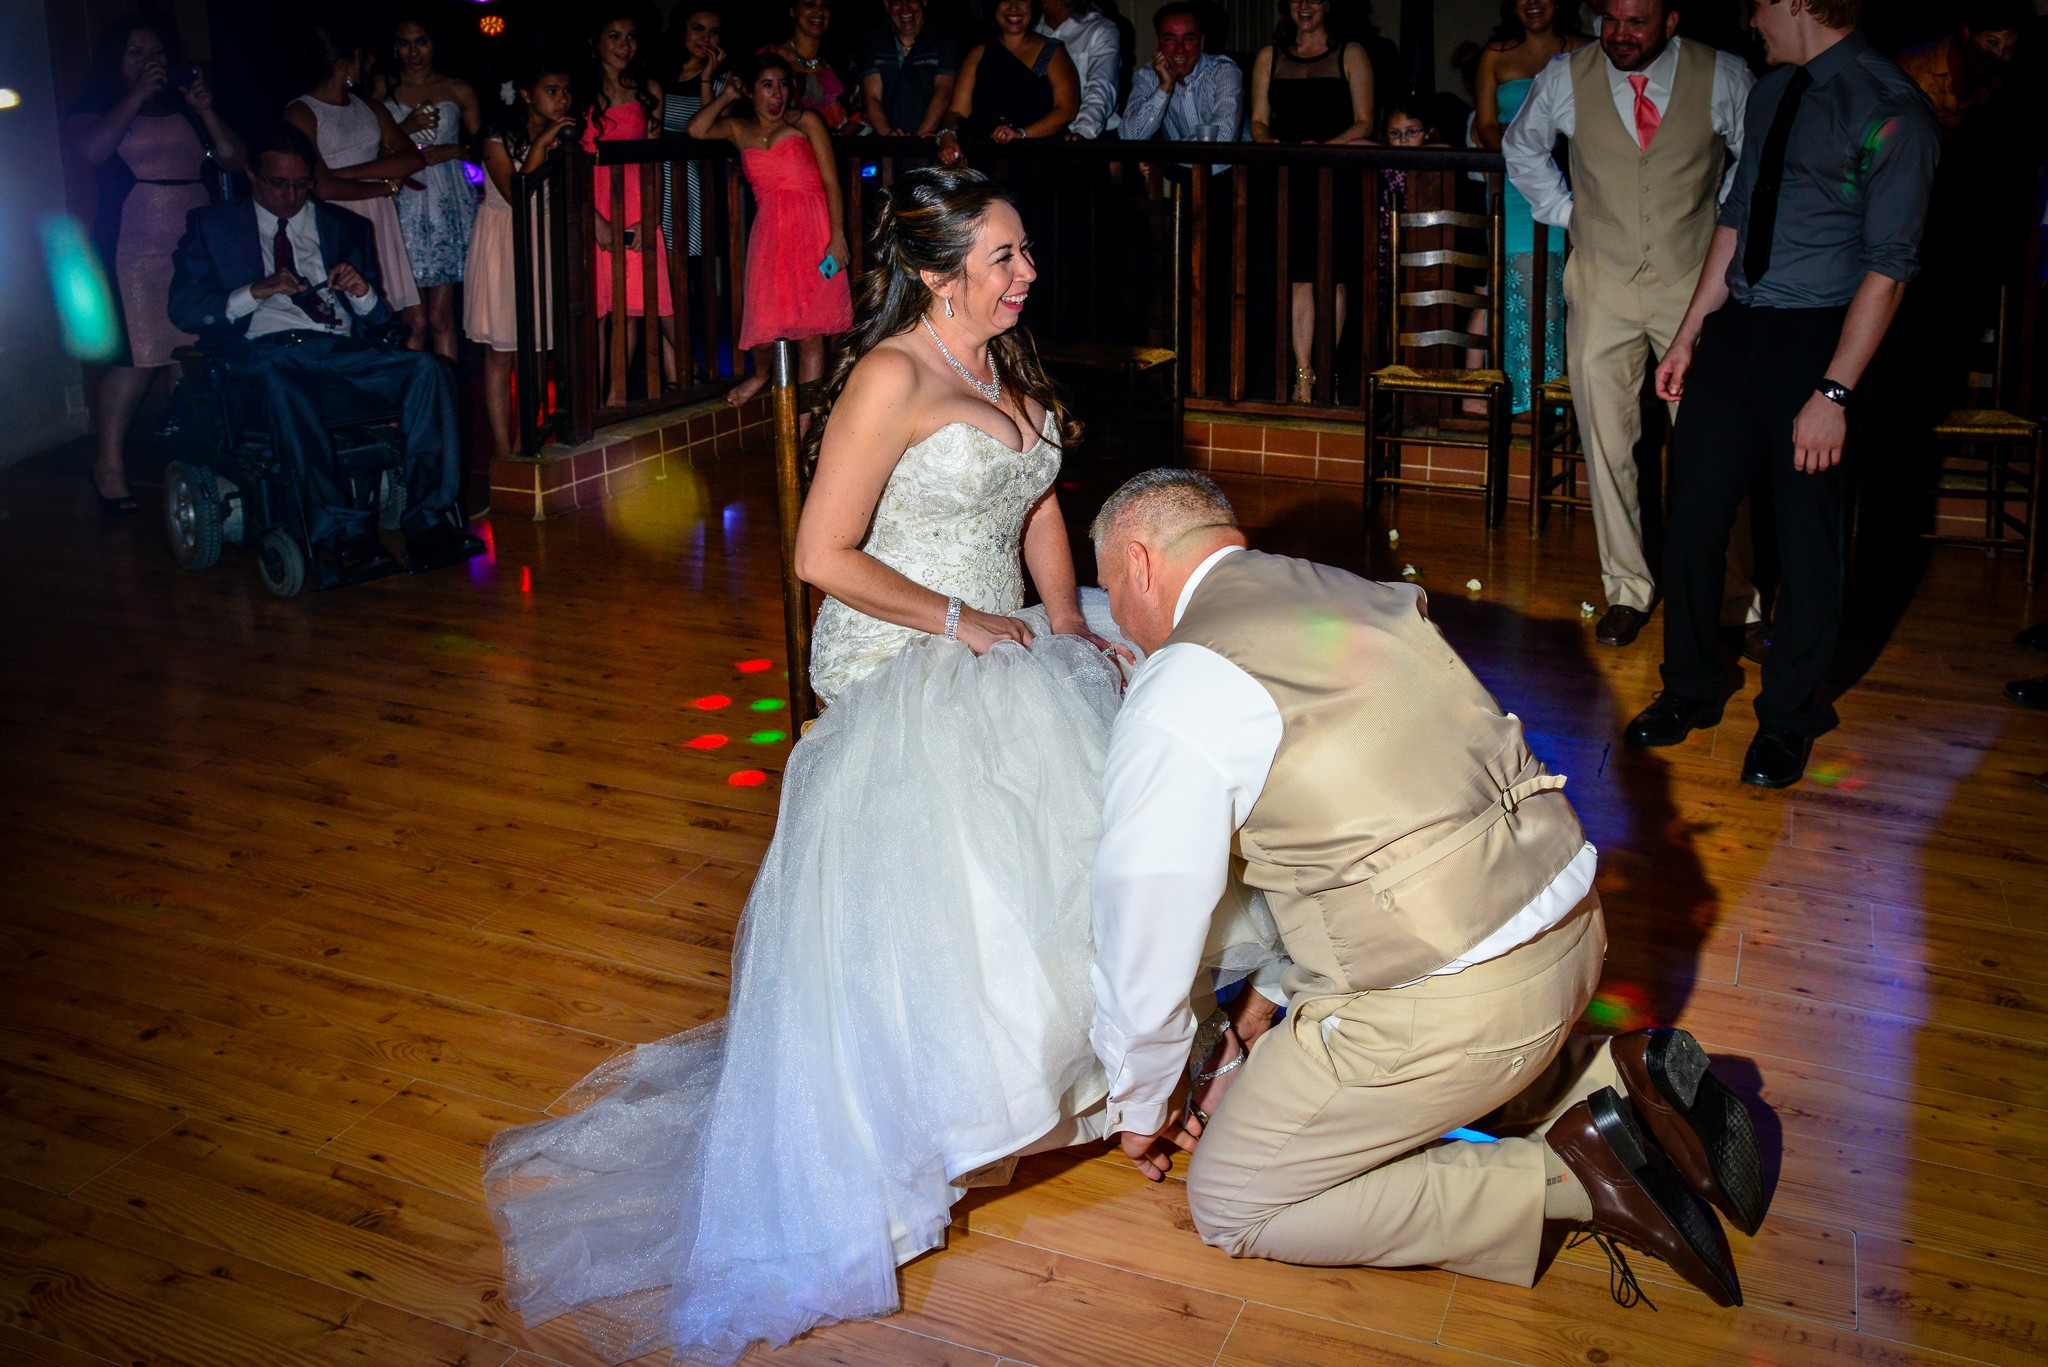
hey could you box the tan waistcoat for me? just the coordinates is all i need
[1566,39,1725,287]
[1166,551,1586,995]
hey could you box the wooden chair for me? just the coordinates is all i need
[1528,375,1591,534]
[1364,197,1510,529]
[1923,284,2043,585]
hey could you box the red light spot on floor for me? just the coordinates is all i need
[519,566,532,593]
[728,769,769,787]
[735,659,773,673]
[685,734,728,750]
[693,694,731,710]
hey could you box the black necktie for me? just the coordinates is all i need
[273,215,342,328]
[1742,66,1813,291]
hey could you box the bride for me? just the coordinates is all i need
[483,166,1139,1364]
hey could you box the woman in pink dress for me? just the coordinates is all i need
[583,11,677,391]
[689,52,852,407]
[65,14,245,511]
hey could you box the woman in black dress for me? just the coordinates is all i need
[937,0,1080,164]
[1249,0,1373,403]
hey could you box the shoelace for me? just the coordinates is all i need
[1566,1229,1657,1311]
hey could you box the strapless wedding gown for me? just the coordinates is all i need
[483,415,1130,1364]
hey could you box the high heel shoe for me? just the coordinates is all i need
[91,471,139,515]
[1291,367,1316,404]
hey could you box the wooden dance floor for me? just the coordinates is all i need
[3,441,2046,1367]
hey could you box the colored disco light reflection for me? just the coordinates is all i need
[1442,1127,1498,1143]
[749,698,786,712]
[39,214,120,360]
[519,565,532,593]
[1583,982,1651,1032]
[685,734,728,750]
[728,769,769,787]
[1807,756,1865,790]
[462,160,486,186]
[735,659,772,673]
[749,730,787,744]
[694,694,732,709]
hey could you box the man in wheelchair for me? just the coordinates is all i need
[168,124,472,580]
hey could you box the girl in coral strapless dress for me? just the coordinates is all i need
[689,52,852,407]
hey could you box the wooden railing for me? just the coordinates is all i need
[513,135,1549,455]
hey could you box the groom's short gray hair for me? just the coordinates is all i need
[1090,467,1238,547]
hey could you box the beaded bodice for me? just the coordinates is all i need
[810,413,1060,702]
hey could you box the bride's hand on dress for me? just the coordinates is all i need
[954,606,1035,654]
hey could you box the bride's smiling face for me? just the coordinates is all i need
[942,201,1036,335]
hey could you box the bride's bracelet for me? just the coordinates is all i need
[943,596,962,642]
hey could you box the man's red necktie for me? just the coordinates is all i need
[1628,73,1660,151]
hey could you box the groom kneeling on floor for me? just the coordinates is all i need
[1087,469,1768,1306]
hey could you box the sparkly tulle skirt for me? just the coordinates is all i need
[483,594,1133,1363]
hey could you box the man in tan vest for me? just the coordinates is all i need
[1503,0,1759,650]
[1088,469,1767,1305]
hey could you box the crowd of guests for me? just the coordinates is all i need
[61,1,2048,731]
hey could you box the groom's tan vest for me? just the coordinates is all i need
[1566,38,1725,288]
[1167,551,1585,995]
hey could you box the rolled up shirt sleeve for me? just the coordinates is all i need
[1090,642,1280,1138]
[1501,57,1575,230]
[1857,101,1939,283]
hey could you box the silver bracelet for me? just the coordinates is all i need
[943,596,962,641]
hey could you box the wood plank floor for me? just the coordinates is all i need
[2,443,2046,1367]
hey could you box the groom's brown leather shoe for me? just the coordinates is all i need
[1610,1028,1768,1235]
[1548,1087,1743,1307]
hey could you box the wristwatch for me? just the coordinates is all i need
[1816,378,1853,406]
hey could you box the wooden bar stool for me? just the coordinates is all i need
[1923,285,2043,585]
[1528,374,1590,534]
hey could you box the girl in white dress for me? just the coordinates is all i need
[380,14,481,360]
[484,168,1162,1365]
[284,28,464,329]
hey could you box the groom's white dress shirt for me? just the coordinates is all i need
[1500,37,1752,230]
[1090,546,1598,1137]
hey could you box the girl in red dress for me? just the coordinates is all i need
[689,52,852,406]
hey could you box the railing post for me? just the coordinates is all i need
[770,339,817,729]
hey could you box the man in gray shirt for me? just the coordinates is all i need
[1622,0,1937,788]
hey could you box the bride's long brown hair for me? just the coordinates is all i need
[803,167,1079,470]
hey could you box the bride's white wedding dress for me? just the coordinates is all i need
[483,413,1130,1364]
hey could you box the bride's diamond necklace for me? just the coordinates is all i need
[921,314,1002,404]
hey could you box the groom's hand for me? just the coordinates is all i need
[1117,1113,1196,1182]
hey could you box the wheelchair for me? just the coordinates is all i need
[157,327,482,596]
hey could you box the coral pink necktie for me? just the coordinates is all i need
[1628,74,1660,151]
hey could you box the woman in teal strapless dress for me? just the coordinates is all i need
[1474,0,1586,412]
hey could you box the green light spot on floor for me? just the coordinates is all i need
[749,698,786,711]
[749,730,788,744]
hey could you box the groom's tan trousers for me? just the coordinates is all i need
[1184,893,1611,1286]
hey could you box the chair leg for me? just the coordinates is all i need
[1529,397,1548,537]
[1487,384,1509,530]
[2027,431,2044,586]
[1364,377,1382,518]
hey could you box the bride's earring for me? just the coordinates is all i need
[943,295,954,319]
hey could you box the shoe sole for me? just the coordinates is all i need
[1646,1030,1769,1236]
[1589,1087,1743,1307]
[1740,765,1804,789]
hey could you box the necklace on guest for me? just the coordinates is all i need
[921,314,1002,404]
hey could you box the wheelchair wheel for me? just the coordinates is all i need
[257,528,308,598]
[164,460,224,571]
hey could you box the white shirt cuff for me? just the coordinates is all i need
[225,285,258,321]
[346,286,380,315]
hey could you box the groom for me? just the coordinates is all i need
[1087,469,1767,1305]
